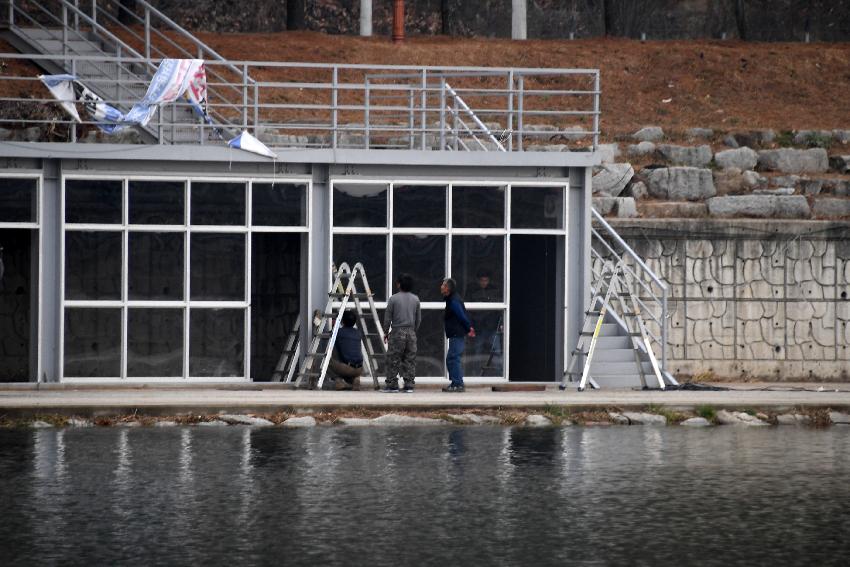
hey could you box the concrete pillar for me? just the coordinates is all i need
[360,0,372,37]
[512,0,527,40]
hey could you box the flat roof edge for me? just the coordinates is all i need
[0,142,600,168]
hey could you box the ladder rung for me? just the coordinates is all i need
[585,310,602,316]
[316,333,334,339]
[329,292,370,299]
[297,372,321,378]
[305,351,328,357]
[362,332,382,337]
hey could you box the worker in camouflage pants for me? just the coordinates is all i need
[382,273,421,393]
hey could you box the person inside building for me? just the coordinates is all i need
[441,277,475,393]
[381,273,421,393]
[329,309,363,391]
[466,269,501,374]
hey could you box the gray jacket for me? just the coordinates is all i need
[383,291,421,333]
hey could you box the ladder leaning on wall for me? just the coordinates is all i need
[290,262,388,390]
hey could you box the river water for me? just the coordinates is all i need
[1,425,849,566]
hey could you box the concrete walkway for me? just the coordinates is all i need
[1,383,849,416]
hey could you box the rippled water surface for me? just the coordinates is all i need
[1,425,849,566]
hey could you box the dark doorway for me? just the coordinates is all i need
[509,235,560,381]
[0,229,37,382]
[250,233,302,381]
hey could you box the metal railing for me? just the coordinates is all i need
[590,208,670,373]
[6,0,250,139]
[0,52,601,150]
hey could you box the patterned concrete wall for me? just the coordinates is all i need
[604,220,850,380]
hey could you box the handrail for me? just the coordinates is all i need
[590,208,670,372]
[444,82,506,152]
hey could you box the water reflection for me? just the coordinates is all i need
[0,427,849,566]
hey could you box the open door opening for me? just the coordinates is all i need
[509,235,562,382]
[250,233,303,381]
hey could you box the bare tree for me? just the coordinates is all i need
[603,0,661,38]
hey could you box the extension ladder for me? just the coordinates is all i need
[292,262,387,390]
[560,259,665,391]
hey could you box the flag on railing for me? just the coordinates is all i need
[39,59,212,135]
[227,131,278,159]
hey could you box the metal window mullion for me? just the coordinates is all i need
[124,224,186,232]
[244,181,252,381]
[183,180,191,379]
[121,178,128,380]
[504,227,511,382]
[390,227,449,236]
[562,182,570,378]
[188,225,249,233]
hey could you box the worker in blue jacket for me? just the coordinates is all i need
[440,278,475,392]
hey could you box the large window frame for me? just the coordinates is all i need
[61,175,310,382]
[0,173,42,382]
[330,178,569,382]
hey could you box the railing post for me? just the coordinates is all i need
[73,0,79,30]
[144,7,150,61]
[91,0,96,26]
[70,58,77,143]
[439,78,446,150]
[253,80,259,136]
[8,0,13,28]
[157,106,163,144]
[408,86,414,149]
[364,77,370,149]
[419,69,427,150]
[517,74,524,151]
[452,103,458,150]
[331,66,338,149]
[506,70,514,151]
[661,290,668,373]
[592,70,600,151]
[242,64,248,131]
[62,5,68,69]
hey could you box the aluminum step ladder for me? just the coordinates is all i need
[292,262,387,390]
[479,314,503,376]
[270,318,300,383]
[560,259,665,391]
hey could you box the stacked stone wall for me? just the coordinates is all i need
[606,220,850,380]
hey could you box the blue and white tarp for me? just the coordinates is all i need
[39,59,209,134]
[227,131,278,159]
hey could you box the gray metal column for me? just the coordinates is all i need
[40,159,62,382]
[512,0,527,40]
[566,167,591,368]
[360,0,372,36]
[301,164,330,370]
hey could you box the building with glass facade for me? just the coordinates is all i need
[0,144,595,384]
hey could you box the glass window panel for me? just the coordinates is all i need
[64,308,121,377]
[65,179,122,224]
[191,181,245,225]
[452,185,505,228]
[333,234,386,301]
[393,185,446,228]
[511,186,564,229]
[190,233,245,300]
[393,235,445,302]
[251,233,301,381]
[252,182,307,226]
[451,235,504,303]
[128,232,184,300]
[333,183,387,227]
[415,310,446,378]
[128,180,185,225]
[127,309,183,377]
[0,178,37,223]
[189,309,244,377]
[64,231,121,300]
[465,308,504,378]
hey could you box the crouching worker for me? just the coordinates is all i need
[329,310,363,391]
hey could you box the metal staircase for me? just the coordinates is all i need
[563,209,678,390]
[3,0,246,143]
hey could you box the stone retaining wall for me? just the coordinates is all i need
[607,219,850,380]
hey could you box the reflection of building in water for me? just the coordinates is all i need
[1,144,592,384]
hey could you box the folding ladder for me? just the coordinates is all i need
[292,262,387,390]
[560,259,665,391]
[479,314,503,376]
[270,319,301,383]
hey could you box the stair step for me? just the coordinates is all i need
[594,348,645,362]
[591,336,632,349]
[588,374,646,388]
[589,361,656,375]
